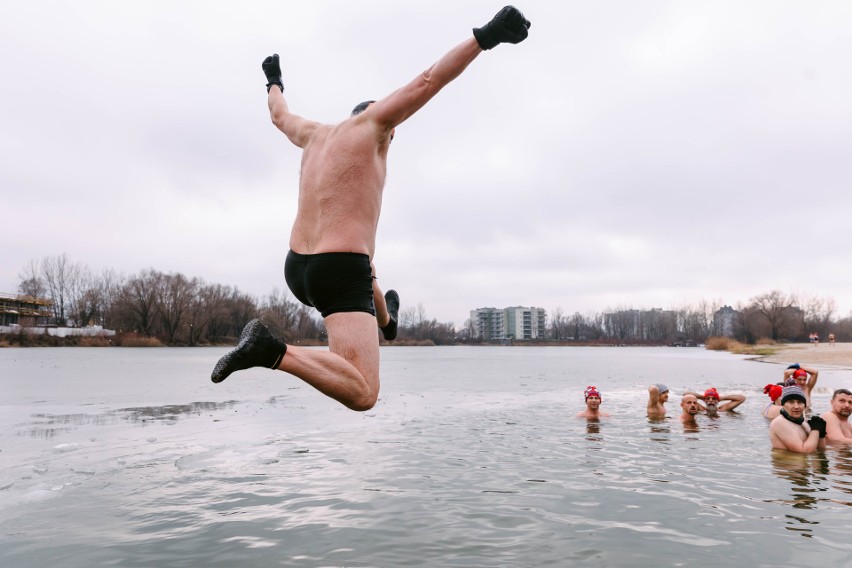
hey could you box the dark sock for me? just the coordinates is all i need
[211,319,287,383]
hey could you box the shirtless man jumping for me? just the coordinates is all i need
[210,7,531,411]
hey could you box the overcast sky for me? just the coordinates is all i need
[2,1,851,326]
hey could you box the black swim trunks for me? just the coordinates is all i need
[284,250,376,318]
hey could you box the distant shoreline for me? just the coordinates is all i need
[749,342,852,370]
[5,336,851,370]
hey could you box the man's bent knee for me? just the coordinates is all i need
[348,391,378,412]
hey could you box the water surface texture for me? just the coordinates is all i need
[2,346,852,567]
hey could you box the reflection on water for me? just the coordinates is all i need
[770,449,834,537]
[16,400,252,439]
[648,418,671,442]
[15,395,295,439]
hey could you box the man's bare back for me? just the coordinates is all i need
[290,119,391,256]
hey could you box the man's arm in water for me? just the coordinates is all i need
[365,6,531,136]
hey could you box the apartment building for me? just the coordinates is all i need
[469,306,547,341]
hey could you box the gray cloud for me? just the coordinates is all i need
[2,1,851,325]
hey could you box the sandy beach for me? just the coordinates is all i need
[754,341,852,370]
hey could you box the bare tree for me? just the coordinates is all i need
[41,253,79,323]
[96,268,126,329]
[549,307,566,339]
[186,282,230,345]
[260,287,301,340]
[155,273,196,344]
[802,294,836,340]
[120,269,162,336]
[17,260,46,298]
[748,290,798,341]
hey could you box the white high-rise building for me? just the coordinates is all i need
[469,306,547,340]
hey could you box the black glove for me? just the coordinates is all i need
[787,363,800,369]
[262,54,284,93]
[807,416,827,438]
[473,6,531,50]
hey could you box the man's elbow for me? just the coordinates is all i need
[270,112,285,131]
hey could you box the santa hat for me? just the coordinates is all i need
[584,386,601,400]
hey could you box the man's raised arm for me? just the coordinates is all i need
[262,54,320,148]
[718,393,745,412]
[368,6,531,132]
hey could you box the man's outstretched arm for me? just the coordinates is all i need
[262,54,321,148]
[367,6,531,132]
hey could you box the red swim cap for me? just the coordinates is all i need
[584,386,601,400]
[703,388,720,401]
[793,369,808,378]
[763,384,783,402]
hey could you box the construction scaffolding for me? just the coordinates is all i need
[0,292,54,327]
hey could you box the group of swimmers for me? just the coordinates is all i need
[576,363,852,454]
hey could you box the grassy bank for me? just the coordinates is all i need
[704,336,782,357]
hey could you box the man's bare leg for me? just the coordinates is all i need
[211,313,381,411]
[279,312,381,411]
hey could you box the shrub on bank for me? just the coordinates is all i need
[115,333,164,347]
[704,336,778,356]
[705,336,732,351]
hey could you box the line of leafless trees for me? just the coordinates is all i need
[13,254,852,346]
[546,290,847,344]
[16,254,323,345]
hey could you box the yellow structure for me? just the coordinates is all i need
[0,292,54,327]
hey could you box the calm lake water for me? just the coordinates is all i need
[2,346,852,567]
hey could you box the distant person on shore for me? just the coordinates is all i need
[814,332,820,346]
[829,333,836,346]
[647,384,669,419]
[769,386,826,453]
[682,388,745,417]
[680,393,701,424]
[209,6,532,411]
[763,383,783,420]
[783,364,819,409]
[809,332,816,345]
[820,389,852,444]
[577,386,610,419]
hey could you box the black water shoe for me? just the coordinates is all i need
[381,290,399,341]
[211,319,287,383]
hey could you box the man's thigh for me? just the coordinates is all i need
[324,312,381,386]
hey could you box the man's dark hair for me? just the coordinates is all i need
[351,100,376,116]
[832,388,852,399]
